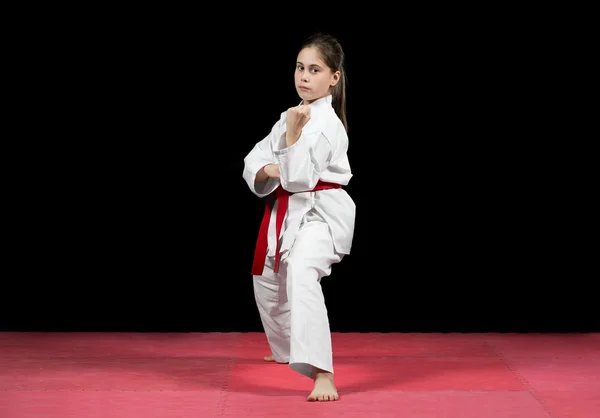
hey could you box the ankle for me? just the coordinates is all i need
[312,367,333,379]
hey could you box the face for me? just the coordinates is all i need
[294,46,340,103]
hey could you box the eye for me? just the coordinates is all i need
[297,65,304,71]
[310,68,319,73]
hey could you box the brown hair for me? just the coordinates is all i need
[300,33,348,131]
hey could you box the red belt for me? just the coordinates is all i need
[251,180,341,275]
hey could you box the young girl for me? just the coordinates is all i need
[242,33,355,402]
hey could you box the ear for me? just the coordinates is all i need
[330,70,341,87]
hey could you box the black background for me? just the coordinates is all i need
[4,9,595,333]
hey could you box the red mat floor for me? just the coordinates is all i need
[0,332,598,417]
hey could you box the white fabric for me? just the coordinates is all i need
[244,94,356,379]
[253,209,342,378]
[242,94,356,259]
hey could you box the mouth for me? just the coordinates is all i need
[298,86,310,91]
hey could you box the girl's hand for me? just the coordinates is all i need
[264,163,280,178]
[286,104,310,146]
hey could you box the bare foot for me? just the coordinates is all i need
[263,355,288,364]
[307,368,339,402]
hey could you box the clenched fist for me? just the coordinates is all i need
[286,104,310,147]
[256,163,280,183]
[264,163,280,178]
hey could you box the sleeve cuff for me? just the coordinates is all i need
[274,133,305,158]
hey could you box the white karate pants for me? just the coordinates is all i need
[253,210,342,378]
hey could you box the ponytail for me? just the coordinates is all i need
[332,66,347,131]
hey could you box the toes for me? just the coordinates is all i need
[307,392,339,402]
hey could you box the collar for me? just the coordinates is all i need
[300,94,332,110]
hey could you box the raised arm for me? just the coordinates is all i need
[272,104,337,192]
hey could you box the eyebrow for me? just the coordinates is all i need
[297,61,323,68]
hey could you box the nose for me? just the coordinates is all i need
[300,70,309,82]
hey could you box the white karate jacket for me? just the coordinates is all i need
[243,94,356,259]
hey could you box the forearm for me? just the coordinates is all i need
[285,130,301,148]
[255,165,269,183]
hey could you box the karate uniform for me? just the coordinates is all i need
[242,94,356,378]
